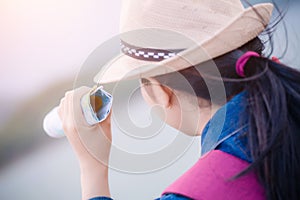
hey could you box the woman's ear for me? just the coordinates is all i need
[140,78,173,108]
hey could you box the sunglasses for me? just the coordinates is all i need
[140,78,151,86]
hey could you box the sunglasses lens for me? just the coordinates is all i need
[140,78,151,85]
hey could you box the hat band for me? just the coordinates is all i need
[121,40,185,62]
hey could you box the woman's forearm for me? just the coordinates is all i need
[80,162,111,200]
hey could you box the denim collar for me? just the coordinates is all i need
[201,92,252,163]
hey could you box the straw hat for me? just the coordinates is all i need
[94,0,273,84]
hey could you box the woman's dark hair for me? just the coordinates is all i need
[151,9,300,200]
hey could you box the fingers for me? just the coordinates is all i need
[56,87,113,165]
[57,97,65,121]
[57,86,92,130]
[72,86,92,126]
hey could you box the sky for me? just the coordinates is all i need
[0,0,121,125]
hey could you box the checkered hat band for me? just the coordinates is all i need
[121,40,184,62]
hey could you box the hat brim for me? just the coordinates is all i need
[94,3,273,84]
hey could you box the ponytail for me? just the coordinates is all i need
[243,57,300,200]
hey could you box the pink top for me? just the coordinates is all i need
[162,150,265,200]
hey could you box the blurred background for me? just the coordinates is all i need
[0,0,299,199]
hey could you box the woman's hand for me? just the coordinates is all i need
[58,86,111,199]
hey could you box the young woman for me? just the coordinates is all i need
[57,0,300,199]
